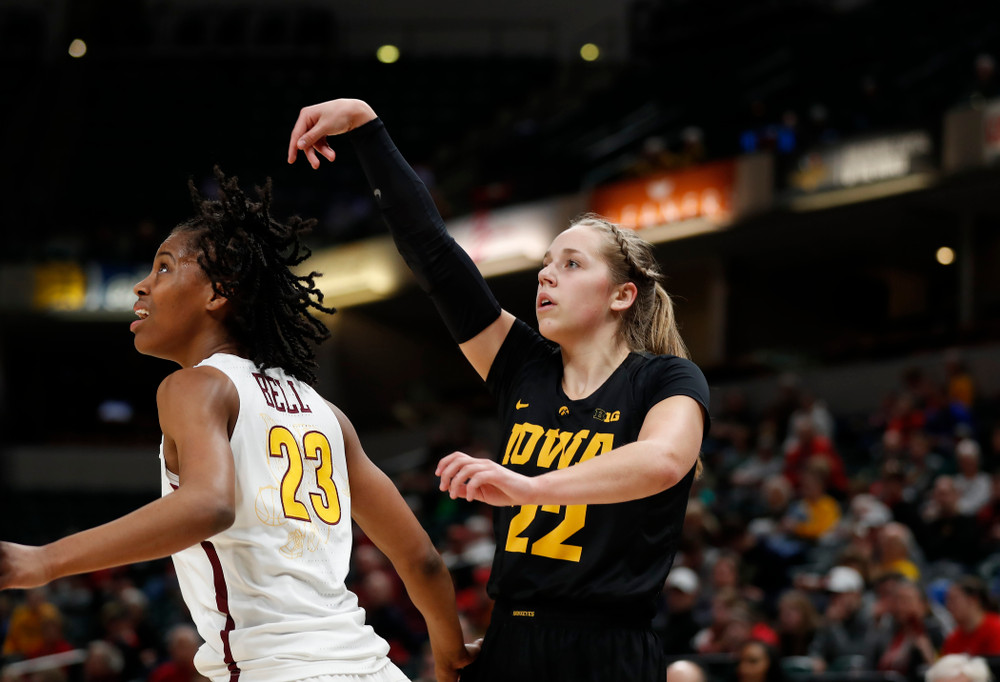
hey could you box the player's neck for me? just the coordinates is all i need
[559,335,630,400]
[175,332,244,369]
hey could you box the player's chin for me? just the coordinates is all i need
[131,333,161,359]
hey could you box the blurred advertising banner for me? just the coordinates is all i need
[447,195,586,275]
[0,262,149,313]
[783,131,935,206]
[589,160,736,230]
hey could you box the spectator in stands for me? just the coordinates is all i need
[148,624,207,682]
[666,659,707,682]
[707,551,764,608]
[942,576,1000,657]
[872,522,921,582]
[32,611,73,660]
[81,640,125,682]
[783,465,842,543]
[2,588,62,661]
[775,589,820,658]
[694,589,754,655]
[881,459,924,529]
[978,470,1000,557]
[944,352,976,410]
[884,391,927,444]
[925,653,994,682]
[955,440,992,517]
[916,476,982,569]
[869,579,944,679]
[808,566,873,672]
[711,390,756,445]
[785,391,835,451]
[736,639,788,682]
[906,431,947,498]
[359,569,425,673]
[729,425,783,512]
[783,415,848,495]
[656,567,702,656]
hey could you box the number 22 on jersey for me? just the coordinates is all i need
[505,504,587,562]
[268,426,342,525]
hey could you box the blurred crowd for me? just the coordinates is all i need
[3,347,1000,682]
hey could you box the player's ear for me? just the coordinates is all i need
[206,290,229,312]
[610,281,638,312]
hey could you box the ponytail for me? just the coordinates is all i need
[650,282,689,359]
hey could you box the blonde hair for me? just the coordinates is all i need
[573,214,702,477]
[571,213,689,359]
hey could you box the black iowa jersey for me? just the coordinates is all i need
[484,319,711,609]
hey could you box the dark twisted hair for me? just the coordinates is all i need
[174,168,335,384]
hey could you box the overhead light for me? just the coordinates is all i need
[68,38,87,58]
[936,246,955,266]
[580,43,599,62]
[376,44,400,64]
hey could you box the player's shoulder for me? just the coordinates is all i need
[627,351,703,379]
[157,364,237,407]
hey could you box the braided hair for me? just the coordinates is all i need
[573,213,701,477]
[571,213,689,359]
[174,168,335,384]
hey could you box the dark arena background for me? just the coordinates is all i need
[3,0,1000,680]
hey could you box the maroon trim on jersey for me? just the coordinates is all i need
[201,540,242,681]
[168,481,241,679]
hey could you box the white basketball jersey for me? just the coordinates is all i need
[160,353,392,682]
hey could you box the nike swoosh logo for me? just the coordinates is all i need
[515,400,529,410]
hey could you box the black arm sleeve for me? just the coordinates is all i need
[346,117,501,344]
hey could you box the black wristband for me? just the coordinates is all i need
[347,118,501,344]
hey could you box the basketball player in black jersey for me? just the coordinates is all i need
[290,99,710,682]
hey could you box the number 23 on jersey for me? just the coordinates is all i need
[268,426,342,525]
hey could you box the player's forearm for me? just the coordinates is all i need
[41,489,233,582]
[394,544,466,650]
[528,440,695,505]
[347,119,500,343]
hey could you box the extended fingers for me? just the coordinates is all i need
[438,456,492,500]
[287,108,316,163]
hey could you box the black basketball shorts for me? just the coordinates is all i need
[459,600,664,682]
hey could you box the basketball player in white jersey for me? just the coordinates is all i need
[0,171,475,682]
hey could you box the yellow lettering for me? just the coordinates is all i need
[578,432,614,464]
[557,430,590,469]
[510,423,545,465]
[501,424,526,465]
[536,429,573,469]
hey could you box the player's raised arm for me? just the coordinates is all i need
[0,367,236,590]
[288,98,515,380]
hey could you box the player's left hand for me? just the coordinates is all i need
[432,636,480,682]
[436,452,537,506]
[0,541,51,590]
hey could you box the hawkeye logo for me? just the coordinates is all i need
[593,408,620,423]
[558,406,570,416]
[515,399,529,410]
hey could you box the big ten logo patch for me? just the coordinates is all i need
[593,408,620,423]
